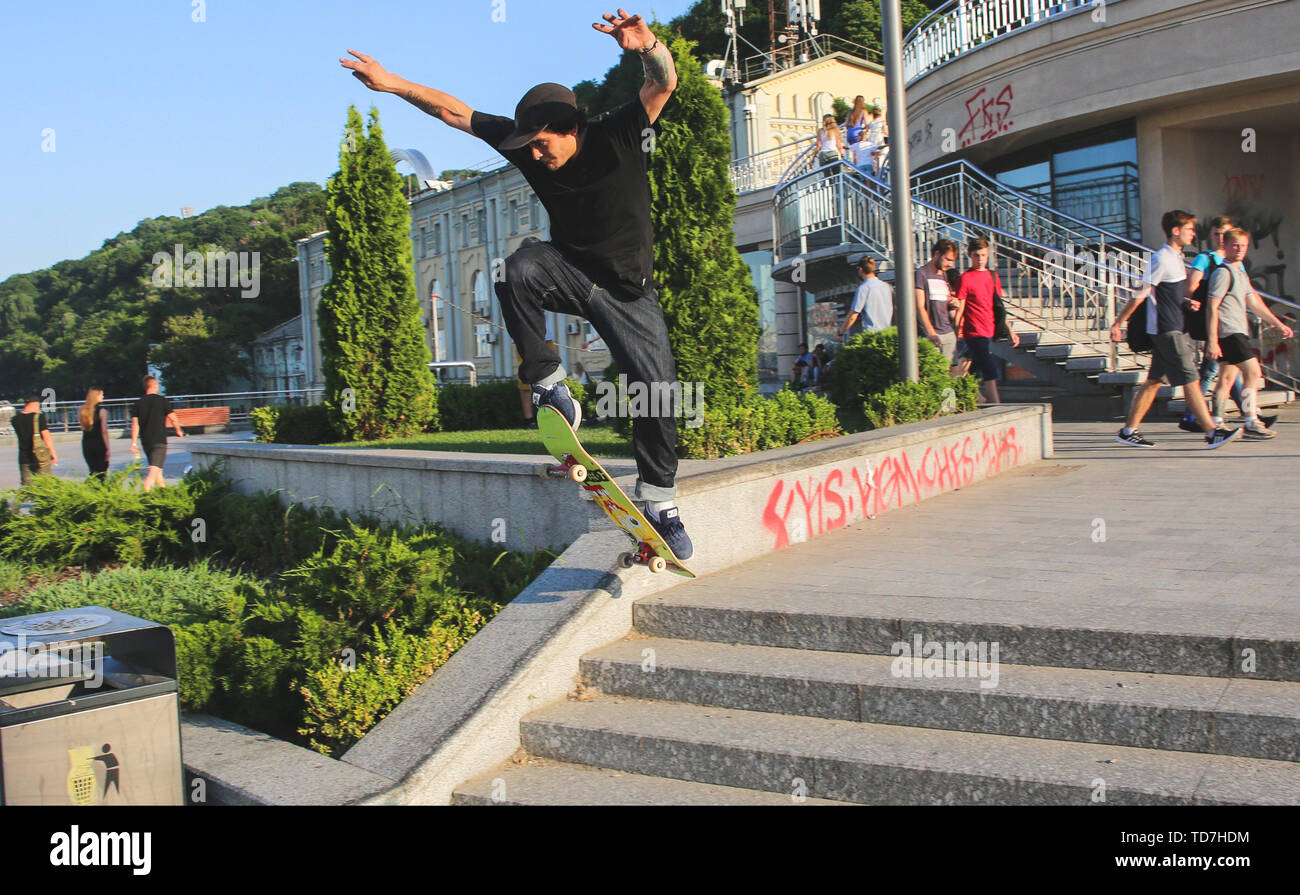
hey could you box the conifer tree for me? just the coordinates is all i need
[318,107,438,440]
[650,29,760,411]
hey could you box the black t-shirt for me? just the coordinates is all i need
[132,394,173,446]
[471,97,660,297]
[12,411,49,464]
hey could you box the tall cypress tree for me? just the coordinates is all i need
[650,29,760,411]
[318,106,438,440]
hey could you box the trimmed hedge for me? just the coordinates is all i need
[436,377,594,432]
[251,403,336,444]
[679,387,842,459]
[828,328,979,430]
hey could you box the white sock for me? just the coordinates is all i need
[1121,427,1134,436]
[644,500,674,520]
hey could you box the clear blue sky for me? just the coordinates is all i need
[0,0,698,282]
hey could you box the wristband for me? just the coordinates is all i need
[637,38,659,56]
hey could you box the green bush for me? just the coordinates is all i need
[436,378,594,432]
[251,403,336,444]
[679,387,842,459]
[0,469,207,568]
[297,602,491,755]
[828,328,979,430]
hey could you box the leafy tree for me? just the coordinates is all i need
[829,0,936,57]
[317,106,438,441]
[151,310,251,396]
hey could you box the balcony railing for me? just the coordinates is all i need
[742,34,880,83]
[729,136,818,194]
[903,0,1103,84]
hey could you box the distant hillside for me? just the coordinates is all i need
[0,182,328,398]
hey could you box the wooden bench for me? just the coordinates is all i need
[172,406,231,433]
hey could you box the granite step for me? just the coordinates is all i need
[580,638,1300,762]
[632,589,1300,681]
[452,758,853,805]
[520,696,1300,805]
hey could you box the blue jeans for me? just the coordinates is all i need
[494,239,678,501]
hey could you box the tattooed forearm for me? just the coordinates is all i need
[640,43,676,88]
[405,88,444,119]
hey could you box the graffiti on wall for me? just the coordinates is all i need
[761,426,1025,550]
[957,84,1014,149]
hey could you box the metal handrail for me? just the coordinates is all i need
[729,136,819,193]
[776,161,1150,370]
[775,160,1300,387]
[903,0,1104,84]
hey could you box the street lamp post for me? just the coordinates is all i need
[882,0,918,382]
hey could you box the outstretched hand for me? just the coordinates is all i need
[340,49,397,93]
[592,8,655,51]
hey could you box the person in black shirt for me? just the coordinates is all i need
[130,375,184,491]
[79,388,112,481]
[341,9,694,559]
[12,394,59,485]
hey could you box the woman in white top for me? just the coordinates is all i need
[817,115,844,166]
[863,107,888,176]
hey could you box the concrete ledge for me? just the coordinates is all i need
[187,441,616,553]
[181,714,397,806]
[337,405,1052,804]
[183,406,1052,805]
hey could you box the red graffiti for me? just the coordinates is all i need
[762,426,1024,549]
[1223,174,1265,204]
[958,84,1014,148]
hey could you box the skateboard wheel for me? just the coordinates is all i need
[618,552,635,569]
[569,464,587,483]
[648,556,667,574]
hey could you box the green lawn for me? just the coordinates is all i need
[328,425,635,457]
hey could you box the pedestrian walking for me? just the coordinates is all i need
[11,395,58,486]
[79,388,111,481]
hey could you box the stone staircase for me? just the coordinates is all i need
[456,587,1300,805]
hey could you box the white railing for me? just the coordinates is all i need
[903,0,1102,83]
[729,136,818,193]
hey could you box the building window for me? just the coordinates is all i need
[742,250,778,385]
[508,199,519,235]
[477,206,488,246]
[474,324,492,358]
[986,120,1140,241]
[529,194,542,232]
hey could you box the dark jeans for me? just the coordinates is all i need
[494,239,679,501]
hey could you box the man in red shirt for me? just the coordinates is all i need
[953,237,1019,404]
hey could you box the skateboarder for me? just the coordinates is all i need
[341,8,693,558]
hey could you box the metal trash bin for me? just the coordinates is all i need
[0,607,183,805]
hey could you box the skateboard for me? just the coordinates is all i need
[536,406,695,578]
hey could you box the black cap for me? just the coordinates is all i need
[499,83,580,151]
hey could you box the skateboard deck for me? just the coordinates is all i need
[537,406,695,578]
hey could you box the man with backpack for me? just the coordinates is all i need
[1108,210,1240,448]
[1178,216,1257,431]
[1205,227,1294,438]
[11,395,58,485]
